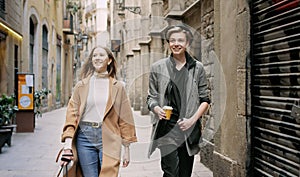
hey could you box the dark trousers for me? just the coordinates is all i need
[159,144,194,177]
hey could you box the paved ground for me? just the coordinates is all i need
[0,107,213,177]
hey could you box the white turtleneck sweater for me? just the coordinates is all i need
[81,75,109,123]
[64,75,109,149]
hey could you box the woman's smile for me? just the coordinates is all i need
[92,47,110,72]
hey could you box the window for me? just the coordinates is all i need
[42,25,48,90]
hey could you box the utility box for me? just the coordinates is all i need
[16,73,35,132]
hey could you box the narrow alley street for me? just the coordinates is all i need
[0,107,213,177]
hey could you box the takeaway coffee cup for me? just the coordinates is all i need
[163,106,173,120]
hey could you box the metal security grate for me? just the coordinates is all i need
[0,0,5,19]
[251,0,300,176]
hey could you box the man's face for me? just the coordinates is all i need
[168,32,189,55]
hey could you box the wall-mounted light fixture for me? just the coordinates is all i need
[74,31,89,68]
[81,33,88,45]
[75,32,88,47]
[115,0,141,15]
[0,22,22,40]
[81,33,89,58]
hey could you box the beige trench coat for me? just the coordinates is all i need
[61,76,137,177]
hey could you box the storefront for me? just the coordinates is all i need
[251,0,300,176]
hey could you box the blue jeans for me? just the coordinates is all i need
[76,125,103,177]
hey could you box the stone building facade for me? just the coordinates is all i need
[0,0,83,110]
[80,0,110,61]
[21,0,75,110]
[0,0,23,95]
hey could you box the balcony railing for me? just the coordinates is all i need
[87,25,96,35]
[85,3,96,17]
[62,16,74,34]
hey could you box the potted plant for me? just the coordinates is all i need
[0,94,18,152]
[34,88,51,118]
[66,1,79,13]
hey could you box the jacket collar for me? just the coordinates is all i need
[169,51,196,69]
[104,77,118,119]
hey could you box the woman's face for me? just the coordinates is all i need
[92,47,112,73]
[168,31,189,56]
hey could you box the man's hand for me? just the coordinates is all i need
[177,118,196,131]
[154,106,166,120]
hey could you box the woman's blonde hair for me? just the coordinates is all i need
[80,46,117,79]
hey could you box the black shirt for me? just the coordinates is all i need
[156,54,195,147]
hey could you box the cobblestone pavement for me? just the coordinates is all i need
[0,107,213,177]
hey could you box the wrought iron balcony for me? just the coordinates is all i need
[62,16,74,35]
[85,3,96,17]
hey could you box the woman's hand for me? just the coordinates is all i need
[154,106,166,120]
[60,149,73,166]
[177,118,196,131]
[122,146,130,167]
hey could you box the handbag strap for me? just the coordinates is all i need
[57,166,63,177]
[56,165,68,177]
[55,148,64,163]
[65,164,68,177]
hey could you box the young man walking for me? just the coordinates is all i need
[147,24,210,177]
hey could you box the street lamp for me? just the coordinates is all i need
[81,33,89,58]
[74,32,88,68]
[115,0,141,14]
[81,33,88,45]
